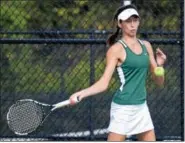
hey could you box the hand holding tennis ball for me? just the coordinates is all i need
[154,67,165,76]
[155,48,166,76]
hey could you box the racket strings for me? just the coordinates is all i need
[7,101,43,135]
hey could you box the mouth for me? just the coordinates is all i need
[130,29,136,32]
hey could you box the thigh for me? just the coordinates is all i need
[136,129,156,141]
[107,132,126,141]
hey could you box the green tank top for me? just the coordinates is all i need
[113,39,149,105]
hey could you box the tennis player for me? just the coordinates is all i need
[70,4,166,141]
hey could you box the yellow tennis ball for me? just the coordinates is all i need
[154,67,165,76]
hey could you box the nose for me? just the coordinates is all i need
[131,20,134,26]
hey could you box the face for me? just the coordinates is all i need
[118,15,140,37]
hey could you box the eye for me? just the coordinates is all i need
[133,18,138,22]
[125,19,132,23]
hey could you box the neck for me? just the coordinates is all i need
[122,35,138,44]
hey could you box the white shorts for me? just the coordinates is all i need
[108,101,154,136]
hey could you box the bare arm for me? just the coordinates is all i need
[143,41,167,86]
[69,43,123,103]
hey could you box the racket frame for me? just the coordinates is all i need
[6,98,78,135]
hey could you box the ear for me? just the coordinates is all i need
[118,21,122,28]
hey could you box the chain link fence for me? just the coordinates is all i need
[0,0,184,141]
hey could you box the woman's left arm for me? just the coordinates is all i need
[143,41,167,86]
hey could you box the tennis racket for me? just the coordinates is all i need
[7,98,79,135]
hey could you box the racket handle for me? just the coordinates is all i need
[52,100,70,111]
[52,97,80,111]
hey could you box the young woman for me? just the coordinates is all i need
[69,4,167,141]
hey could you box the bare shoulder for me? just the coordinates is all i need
[142,40,154,54]
[142,40,152,48]
[106,42,123,57]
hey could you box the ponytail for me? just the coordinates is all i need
[107,26,120,46]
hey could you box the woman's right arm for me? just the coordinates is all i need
[69,43,123,104]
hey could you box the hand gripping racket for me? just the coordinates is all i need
[7,98,79,135]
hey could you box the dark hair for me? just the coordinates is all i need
[107,4,138,46]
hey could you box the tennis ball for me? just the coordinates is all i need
[154,67,165,76]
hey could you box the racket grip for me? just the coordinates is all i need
[52,100,70,111]
[52,97,80,111]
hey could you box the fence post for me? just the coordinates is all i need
[180,0,184,141]
[0,72,1,125]
[89,32,95,140]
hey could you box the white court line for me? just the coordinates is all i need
[52,128,108,137]
[0,138,46,141]
[52,128,132,139]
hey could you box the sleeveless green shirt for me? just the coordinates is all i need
[113,39,149,105]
